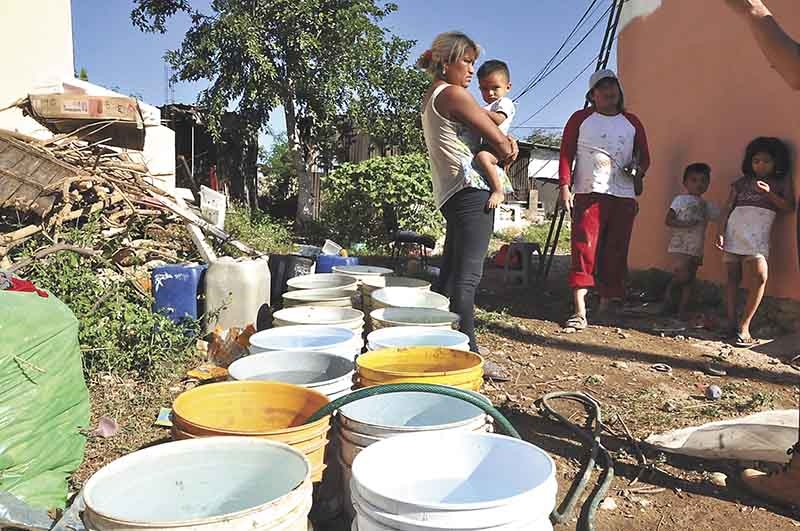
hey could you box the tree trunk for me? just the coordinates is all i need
[284,89,314,230]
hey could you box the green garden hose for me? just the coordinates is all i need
[305,382,520,438]
[538,391,615,531]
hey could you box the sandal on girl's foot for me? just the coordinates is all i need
[732,332,758,348]
[563,313,588,331]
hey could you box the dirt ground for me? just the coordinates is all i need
[71,254,800,531]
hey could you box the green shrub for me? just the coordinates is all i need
[494,220,572,250]
[21,241,199,380]
[321,154,443,248]
[224,204,293,254]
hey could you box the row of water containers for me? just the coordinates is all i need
[80,432,556,531]
[79,375,557,531]
[80,267,558,530]
[77,334,558,529]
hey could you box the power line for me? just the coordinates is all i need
[511,53,599,131]
[513,0,605,101]
[512,0,602,101]
[512,0,611,102]
[512,9,625,133]
[527,3,614,94]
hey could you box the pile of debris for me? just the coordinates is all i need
[0,125,260,273]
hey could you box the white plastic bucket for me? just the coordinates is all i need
[82,437,312,531]
[370,288,449,311]
[350,432,557,530]
[338,392,494,518]
[351,487,548,530]
[228,351,354,400]
[286,273,357,293]
[369,308,460,330]
[273,306,364,333]
[282,288,355,308]
[333,265,394,285]
[366,326,469,351]
[249,325,363,361]
[322,239,344,256]
[360,277,430,315]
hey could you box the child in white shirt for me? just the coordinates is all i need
[474,60,516,209]
[664,162,717,318]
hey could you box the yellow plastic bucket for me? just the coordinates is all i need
[355,347,484,390]
[355,375,483,391]
[171,381,331,481]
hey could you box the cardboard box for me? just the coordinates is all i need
[29,94,141,122]
[27,94,145,150]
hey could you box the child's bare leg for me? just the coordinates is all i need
[677,262,699,318]
[725,261,741,332]
[739,257,768,338]
[475,150,500,184]
[664,257,690,314]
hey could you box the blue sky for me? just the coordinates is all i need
[72,0,617,149]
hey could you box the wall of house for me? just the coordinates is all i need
[618,0,800,301]
[0,0,74,136]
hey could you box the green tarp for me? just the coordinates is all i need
[0,290,90,510]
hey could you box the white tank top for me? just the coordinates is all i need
[421,83,475,208]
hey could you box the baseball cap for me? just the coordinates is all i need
[586,69,623,99]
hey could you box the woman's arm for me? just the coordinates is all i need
[436,85,513,161]
[725,0,800,90]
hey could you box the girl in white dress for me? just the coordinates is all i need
[717,137,794,347]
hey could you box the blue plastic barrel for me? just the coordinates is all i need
[151,264,207,323]
[315,255,359,274]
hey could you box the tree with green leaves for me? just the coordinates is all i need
[258,133,296,207]
[131,0,426,228]
[78,67,89,81]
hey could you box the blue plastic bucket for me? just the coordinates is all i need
[315,255,359,274]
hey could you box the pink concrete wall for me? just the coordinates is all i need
[618,0,800,301]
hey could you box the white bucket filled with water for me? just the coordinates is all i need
[337,391,494,518]
[249,325,363,361]
[370,288,449,311]
[369,308,460,330]
[228,351,354,400]
[366,326,469,351]
[273,306,365,334]
[286,273,357,293]
[82,437,312,531]
[350,432,557,531]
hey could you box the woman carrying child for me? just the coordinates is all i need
[417,31,517,353]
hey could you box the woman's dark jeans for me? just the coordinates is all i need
[435,187,494,352]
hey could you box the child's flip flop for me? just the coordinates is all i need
[733,333,758,348]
